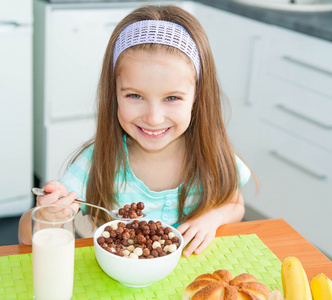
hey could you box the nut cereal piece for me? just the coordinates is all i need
[106,247,116,253]
[123,249,130,257]
[97,236,105,244]
[137,202,145,210]
[143,248,150,257]
[152,241,161,249]
[164,227,172,234]
[102,231,110,238]
[118,222,126,228]
[110,223,118,230]
[168,244,177,253]
[129,253,139,259]
[168,232,175,239]
[127,245,135,252]
[122,231,130,240]
[171,237,179,243]
[133,247,143,257]
[151,235,159,242]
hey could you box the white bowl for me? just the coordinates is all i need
[93,219,184,288]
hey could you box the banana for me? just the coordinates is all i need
[310,273,332,300]
[281,256,312,300]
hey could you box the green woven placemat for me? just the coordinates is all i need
[0,234,282,299]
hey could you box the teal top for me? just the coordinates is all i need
[60,136,251,227]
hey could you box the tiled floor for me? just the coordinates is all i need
[0,216,20,246]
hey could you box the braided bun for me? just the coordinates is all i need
[183,269,271,300]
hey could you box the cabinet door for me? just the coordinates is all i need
[194,3,269,161]
[244,123,332,257]
[0,25,33,203]
[0,0,32,23]
[46,8,133,121]
[195,3,268,106]
[44,118,96,184]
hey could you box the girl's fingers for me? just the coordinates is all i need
[182,231,206,257]
[181,227,198,248]
[176,223,190,235]
[55,191,77,206]
[193,233,215,255]
[37,190,61,206]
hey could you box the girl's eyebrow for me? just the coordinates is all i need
[119,86,142,93]
[119,87,187,96]
[167,91,187,96]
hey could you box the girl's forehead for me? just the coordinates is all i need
[115,45,196,78]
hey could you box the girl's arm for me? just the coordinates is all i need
[18,181,80,245]
[177,190,245,257]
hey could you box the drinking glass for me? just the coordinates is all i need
[32,204,75,300]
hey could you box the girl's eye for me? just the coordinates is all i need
[128,94,142,100]
[166,96,179,102]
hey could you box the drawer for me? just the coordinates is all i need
[267,27,332,98]
[259,75,332,152]
[244,122,332,257]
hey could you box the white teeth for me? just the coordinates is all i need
[141,128,168,135]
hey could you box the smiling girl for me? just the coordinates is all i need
[19,5,251,257]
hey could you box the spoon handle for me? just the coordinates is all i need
[73,199,113,217]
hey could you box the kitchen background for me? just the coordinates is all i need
[1,0,331,259]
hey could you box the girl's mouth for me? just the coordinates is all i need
[138,127,170,137]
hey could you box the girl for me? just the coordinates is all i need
[19,5,251,257]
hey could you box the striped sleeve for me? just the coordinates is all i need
[60,145,94,213]
[235,155,251,188]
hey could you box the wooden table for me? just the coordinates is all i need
[1,218,331,280]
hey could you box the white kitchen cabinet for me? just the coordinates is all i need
[0,0,33,217]
[243,26,332,258]
[33,1,137,184]
[194,3,269,162]
[194,3,332,258]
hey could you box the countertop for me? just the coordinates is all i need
[44,0,332,42]
[2,219,331,280]
[198,0,332,42]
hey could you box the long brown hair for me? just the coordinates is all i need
[75,5,238,226]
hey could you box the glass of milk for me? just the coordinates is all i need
[31,204,75,300]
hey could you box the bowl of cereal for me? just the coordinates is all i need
[93,219,184,287]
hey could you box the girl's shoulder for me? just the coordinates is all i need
[81,144,94,160]
[235,155,251,188]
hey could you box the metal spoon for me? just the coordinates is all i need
[31,187,146,221]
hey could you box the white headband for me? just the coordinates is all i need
[113,20,201,80]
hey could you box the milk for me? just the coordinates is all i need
[32,228,75,300]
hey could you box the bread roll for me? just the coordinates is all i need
[183,270,271,300]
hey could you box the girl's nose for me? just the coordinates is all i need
[143,103,165,126]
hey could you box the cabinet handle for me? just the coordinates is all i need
[244,35,261,106]
[270,149,327,180]
[276,103,332,130]
[282,55,332,77]
[0,21,20,32]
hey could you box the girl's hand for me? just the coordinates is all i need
[177,191,245,257]
[37,180,81,215]
[177,209,222,257]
